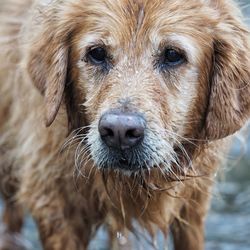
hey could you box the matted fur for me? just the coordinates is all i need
[0,0,249,249]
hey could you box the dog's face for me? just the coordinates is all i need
[77,1,212,171]
[28,0,250,172]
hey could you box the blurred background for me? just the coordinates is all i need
[0,0,250,250]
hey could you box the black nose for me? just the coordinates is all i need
[98,112,146,150]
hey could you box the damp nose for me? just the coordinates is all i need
[98,112,146,150]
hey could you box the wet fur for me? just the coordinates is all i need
[0,0,250,249]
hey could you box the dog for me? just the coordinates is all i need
[0,0,249,249]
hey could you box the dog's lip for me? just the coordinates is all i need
[119,156,128,164]
[118,156,132,169]
[97,158,157,171]
[111,157,152,171]
[97,145,159,170]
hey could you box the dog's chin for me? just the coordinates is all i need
[99,160,150,172]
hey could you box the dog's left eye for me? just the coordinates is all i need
[87,47,107,65]
[163,49,185,66]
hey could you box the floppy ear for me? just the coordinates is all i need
[27,18,69,127]
[204,9,250,140]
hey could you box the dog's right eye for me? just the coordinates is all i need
[87,47,107,65]
[163,48,185,67]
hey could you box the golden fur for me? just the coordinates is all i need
[0,0,249,249]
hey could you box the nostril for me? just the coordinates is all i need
[125,129,142,138]
[101,127,114,137]
[125,129,135,138]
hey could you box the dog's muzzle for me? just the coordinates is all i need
[92,110,168,171]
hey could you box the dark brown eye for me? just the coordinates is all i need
[164,49,185,66]
[87,47,107,65]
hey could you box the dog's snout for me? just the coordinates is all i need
[98,112,146,150]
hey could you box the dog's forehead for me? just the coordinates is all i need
[76,0,215,48]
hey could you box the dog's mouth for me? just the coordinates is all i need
[92,142,165,172]
[117,156,150,171]
[98,149,149,171]
[118,157,131,169]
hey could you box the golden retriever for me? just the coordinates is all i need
[0,0,249,249]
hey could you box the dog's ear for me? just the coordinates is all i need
[204,7,250,140]
[27,15,69,127]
